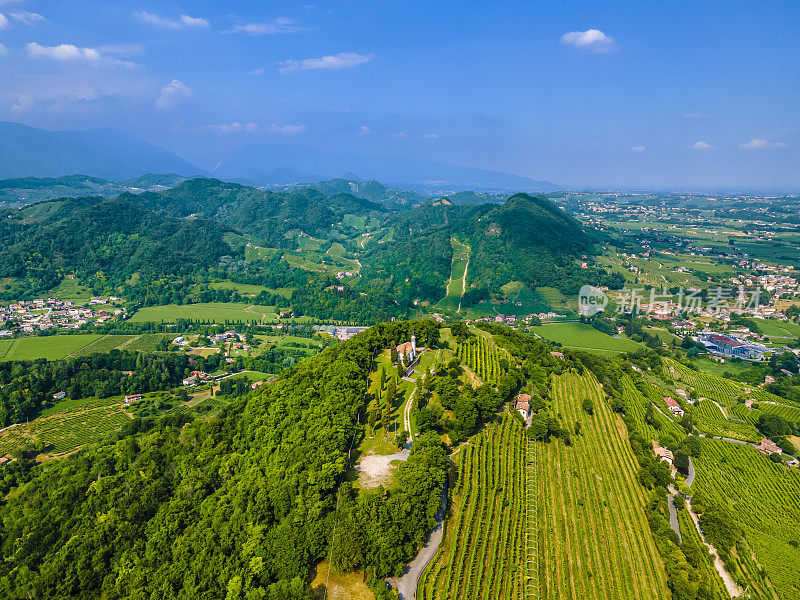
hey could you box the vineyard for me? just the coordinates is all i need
[418,412,526,600]
[667,358,795,407]
[693,439,800,599]
[621,377,684,440]
[437,237,471,312]
[456,332,504,385]
[0,396,131,456]
[538,371,670,600]
[693,399,760,441]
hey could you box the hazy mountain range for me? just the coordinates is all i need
[0,121,560,193]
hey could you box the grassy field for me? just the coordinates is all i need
[130,302,277,323]
[435,237,470,313]
[693,439,800,599]
[0,335,101,362]
[209,281,294,299]
[0,333,181,362]
[537,371,671,600]
[48,278,94,303]
[534,322,641,355]
[419,412,526,600]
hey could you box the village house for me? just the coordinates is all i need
[652,440,674,466]
[757,438,781,456]
[124,394,143,405]
[514,393,532,421]
[52,391,66,400]
[663,396,685,417]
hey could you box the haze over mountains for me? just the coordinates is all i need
[0,121,559,193]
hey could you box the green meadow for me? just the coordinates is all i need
[534,322,641,355]
[130,302,278,323]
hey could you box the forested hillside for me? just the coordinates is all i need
[0,321,447,599]
[0,198,236,293]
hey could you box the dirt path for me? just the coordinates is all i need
[403,389,415,449]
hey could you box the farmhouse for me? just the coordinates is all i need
[515,393,532,421]
[183,375,197,386]
[124,394,143,405]
[652,440,674,466]
[52,391,66,400]
[663,396,685,417]
[757,438,781,456]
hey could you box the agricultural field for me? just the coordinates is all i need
[244,245,280,261]
[0,396,131,457]
[418,412,526,600]
[750,318,800,339]
[621,377,685,443]
[209,281,294,299]
[534,322,641,356]
[130,302,277,324]
[283,250,360,275]
[0,334,101,362]
[436,237,470,312]
[456,331,505,385]
[537,371,671,600]
[667,358,789,407]
[47,278,94,303]
[692,439,800,599]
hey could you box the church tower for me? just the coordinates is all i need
[411,330,416,358]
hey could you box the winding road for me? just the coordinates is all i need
[396,483,448,600]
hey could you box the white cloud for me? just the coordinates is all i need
[27,42,100,61]
[0,42,7,56]
[248,67,264,75]
[98,43,145,56]
[389,131,407,139]
[631,145,646,152]
[739,138,788,150]
[136,11,208,29]
[226,18,303,35]
[685,112,707,119]
[279,52,372,73]
[690,140,716,150]
[359,125,372,135]
[180,14,209,28]
[560,29,617,53]
[204,121,258,133]
[155,79,191,109]
[0,12,8,29]
[424,133,439,140]
[136,11,181,29]
[267,122,306,134]
[11,11,46,25]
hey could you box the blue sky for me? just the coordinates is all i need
[0,0,798,189]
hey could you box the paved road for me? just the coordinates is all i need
[683,496,743,598]
[667,494,682,543]
[396,483,448,600]
[684,455,696,487]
